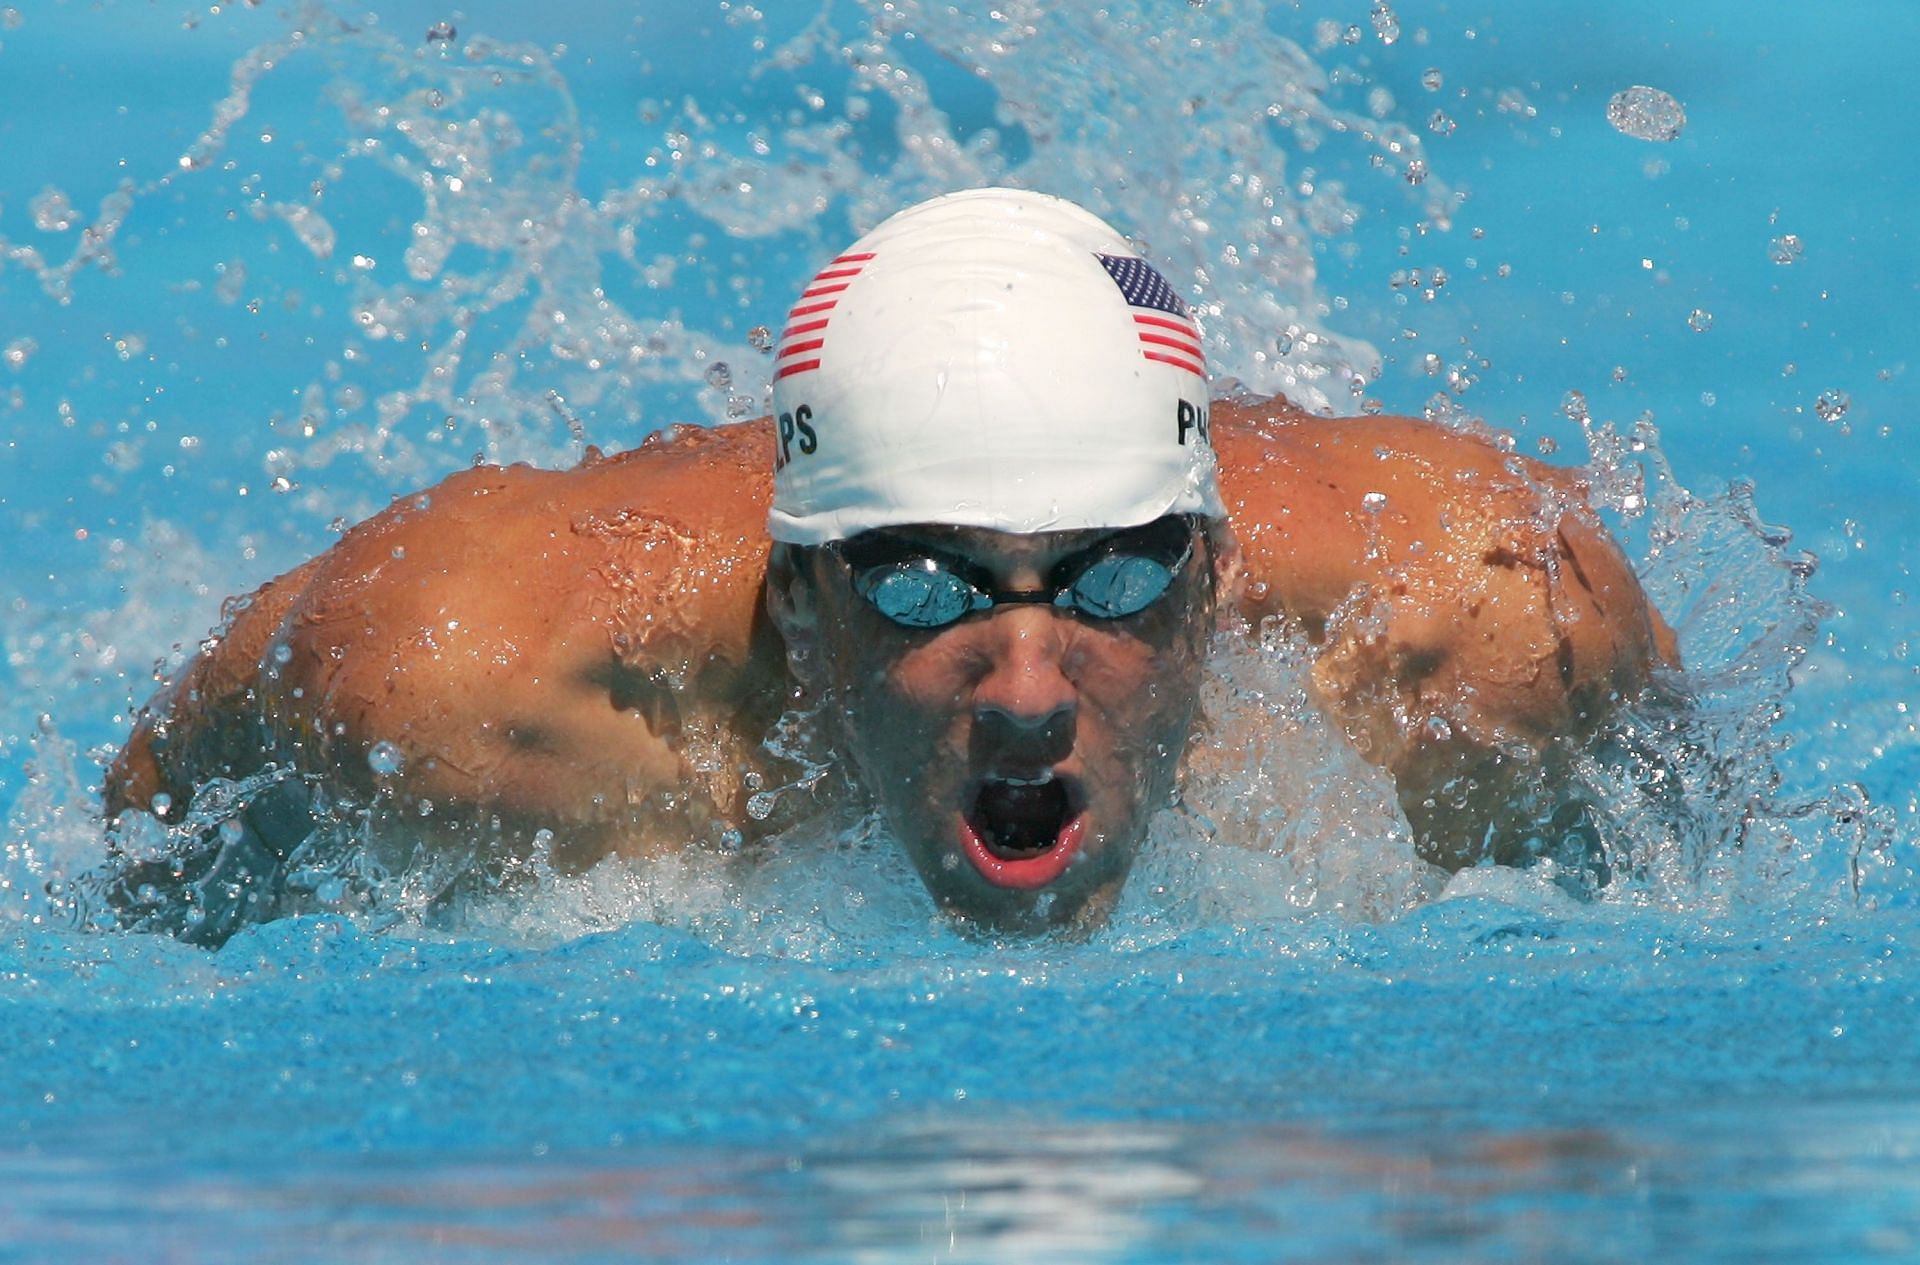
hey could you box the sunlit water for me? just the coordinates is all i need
[3,2,1918,1260]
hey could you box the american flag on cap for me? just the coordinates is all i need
[774,251,873,381]
[1096,253,1205,379]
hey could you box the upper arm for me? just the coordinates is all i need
[1214,405,1671,769]
[106,553,327,821]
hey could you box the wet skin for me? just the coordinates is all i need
[106,399,1678,934]
[768,520,1224,933]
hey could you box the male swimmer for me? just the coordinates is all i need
[103,188,1674,944]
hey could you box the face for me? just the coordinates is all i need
[782,517,1222,934]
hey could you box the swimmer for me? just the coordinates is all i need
[102,188,1675,943]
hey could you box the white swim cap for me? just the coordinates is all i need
[768,187,1223,544]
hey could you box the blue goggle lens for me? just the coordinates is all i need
[856,560,985,628]
[1062,552,1178,620]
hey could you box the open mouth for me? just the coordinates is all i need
[958,771,1087,889]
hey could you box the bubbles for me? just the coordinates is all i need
[1560,389,1590,424]
[1815,389,1851,423]
[367,741,404,777]
[1769,234,1804,265]
[704,361,732,389]
[1428,111,1456,137]
[3,337,37,371]
[425,21,457,43]
[747,325,774,353]
[1606,85,1687,142]
[1687,308,1714,333]
[1421,68,1444,92]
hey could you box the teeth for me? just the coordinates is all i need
[996,771,1055,787]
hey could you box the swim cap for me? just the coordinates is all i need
[768,188,1222,544]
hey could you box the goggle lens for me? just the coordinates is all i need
[856,560,984,628]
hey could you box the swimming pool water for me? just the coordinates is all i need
[3,1,1918,1260]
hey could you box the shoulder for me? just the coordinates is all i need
[303,420,775,619]
[266,419,781,750]
[1208,399,1609,624]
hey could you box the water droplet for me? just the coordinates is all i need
[1405,159,1429,186]
[1815,389,1851,423]
[3,337,37,371]
[1560,390,1589,423]
[368,741,404,776]
[1606,85,1686,142]
[271,643,293,665]
[1769,234,1803,265]
[1496,88,1537,119]
[704,361,732,389]
[30,188,76,233]
[1536,435,1559,455]
[150,792,172,816]
[747,325,774,353]
[746,791,777,821]
[1421,68,1443,92]
[217,818,244,847]
[1274,329,1297,356]
[425,21,456,42]
[1369,1,1400,45]
[1428,110,1456,136]
[1361,490,1389,513]
[1687,309,1713,333]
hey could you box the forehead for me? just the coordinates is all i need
[858,521,1139,568]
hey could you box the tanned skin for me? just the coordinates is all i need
[106,397,1676,876]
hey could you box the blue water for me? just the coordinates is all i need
[4,1,1919,1260]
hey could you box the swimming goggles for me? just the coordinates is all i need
[834,515,1200,630]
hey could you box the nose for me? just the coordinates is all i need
[970,612,1077,763]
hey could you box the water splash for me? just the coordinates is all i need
[1562,415,1903,911]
